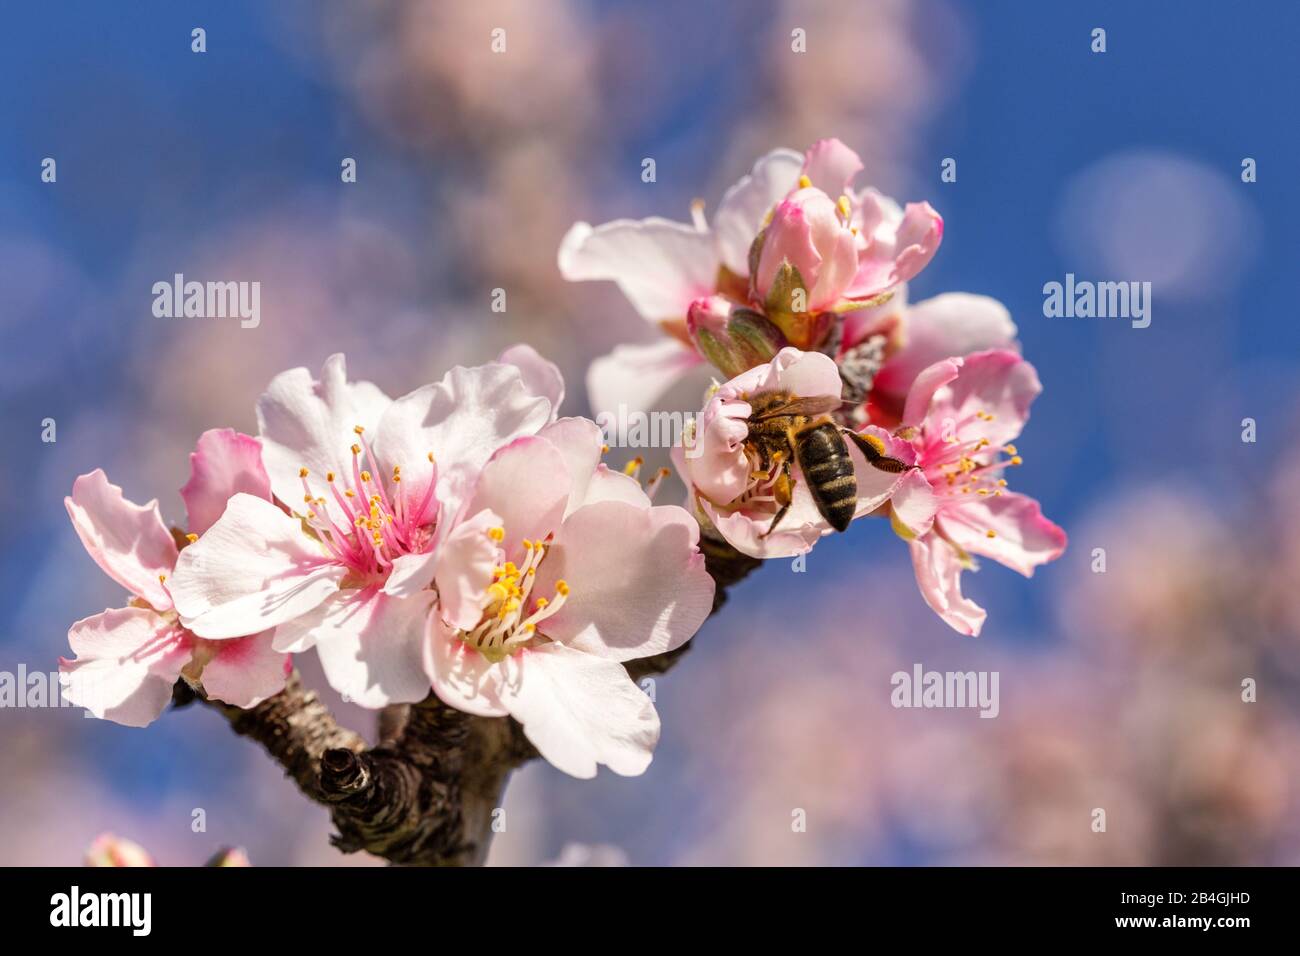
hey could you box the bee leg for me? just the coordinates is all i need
[760,459,794,538]
[843,428,914,473]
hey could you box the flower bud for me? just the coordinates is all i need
[687,295,788,378]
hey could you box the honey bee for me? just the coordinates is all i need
[744,390,913,536]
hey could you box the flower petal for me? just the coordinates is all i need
[712,147,804,274]
[909,533,986,636]
[499,343,565,416]
[312,589,435,708]
[198,630,290,708]
[463,436,571,564]
[180,429,272,536]
[60,607,191,727]
[872,293,1019,408]
[433,509,503,631]
[587,339,705,420]
[499,643,659,779]
[538,417,605,516]
[66,470,178,611]
[256,354,392,521]
[800,138,865,196]
[939,492,1067,577]
[532,500,714,661]
[902,357,962,429]
[558,218,718,322]
[924,349,1041,448]
[888,468,938,538]
[170,493,346,639]
[424,615,509,718]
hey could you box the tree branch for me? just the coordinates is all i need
[193,533,760,865]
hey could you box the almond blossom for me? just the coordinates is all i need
[674,348,915,559]
[425,419,715,777]
[887,349,1068,635]
[60,429,289,727]
[558,138,942,415]
[169,349,558,708]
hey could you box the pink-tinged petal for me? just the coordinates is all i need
[433,509,503,632]
[587,339,706,420]
[538,417,605,516]
[170,493,346,639]
[60,607,191,727]
[424,615,509,718]
[381,551,440,600]
[180,429,272,536]
[312,589,435,708]
[889,469,937,538]
[375,363,552,534]
[800,138,865,196]
[769,347,843,400]
[463,437,571,564]
[578,465,651,509]
[198,630,289,708]
[698,462,830,559]
[532,500,714,662]
[499,643,659,779]
[909,533,986,636]
[846,193,943,299]
[890,202,944,283]
[256,354,392,521]
[712,147,804,275]
[558,218,718,322]
[872,293,1019,405]
[679,394,752,506]
[902,357,963,428]
[499,343,565,416]
[938,492,1067,577]
[925,349,1041,449]
[66,470,178,611]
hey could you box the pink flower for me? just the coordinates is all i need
[889,350,1068,635]
[674,348,915,559]
[59,430,289,727]
[424,419,715,777]
[559,138,941,414]
[170,350,559,709]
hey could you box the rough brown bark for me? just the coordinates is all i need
[193,533,760,865]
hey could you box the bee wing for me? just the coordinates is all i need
[748,395,843,421]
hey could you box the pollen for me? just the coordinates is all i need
[1010,456,1023,466]
[556,580,570,596]
[158,574,167,584]
[360,470,372,483]
[185,533,198,543]
[837,195,852,219]
[299,467,309,478]
[326,471,335,482]
[488,526,505,542]
[986,530,997,539]
[798,174,812,189]
[353,425,365,435]
[351,444,361,456]
[1004,444,1017,455]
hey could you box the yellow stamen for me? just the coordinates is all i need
[185,533,198,543]
[798,174,812,189]
[299,467,309,478]
[986,530,997,539]
[556,580,570,596]
[353,425,365,435]
[488,526,505,542]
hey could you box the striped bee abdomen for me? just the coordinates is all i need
[794,421,857,532]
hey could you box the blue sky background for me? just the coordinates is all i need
[1,1,1297,865]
